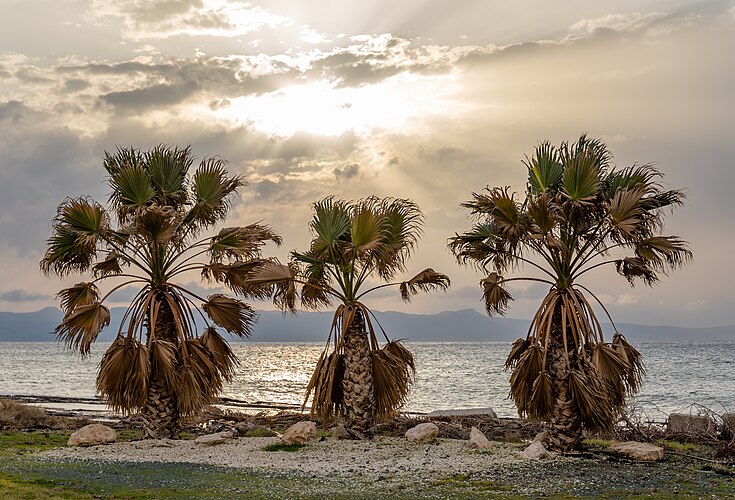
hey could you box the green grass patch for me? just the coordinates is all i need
[177,430,197,440]
[655,439,701,453]
[0,431,69,458]
[241,427,276,438]
[261,442,306,452]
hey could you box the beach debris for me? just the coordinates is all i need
[281,421,317,444]
[405,422,439,443]
[427,407,498,419]
[722,413,735,437]
[667,414,716,435]
[67,423,117,447]
[195,431,234,447]
[519,441,550,460]
[608,441,664,461]
[468,426,492,449]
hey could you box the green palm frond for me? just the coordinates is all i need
[202,294,255,337]
[55,302,111,356]
[399,268,451,302]
[209,224,282,263]
[144,144,190,206]
[561,152,602,203]
[108,165,155,221]
[525,140,563,193]
[185,157,245,228]
[349,205,384,255]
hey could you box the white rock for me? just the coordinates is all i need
[67,424,117,447]
[531,431,550,445]
[518,441,550,460]
[330,424,352,440]
[195,431,233,446]
[608,441,664,461]
[426,408,498,418]
[405,422,439,443]
[468,427,492,449]
[281,421,317,444]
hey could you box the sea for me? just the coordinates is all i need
[1,341,734,421]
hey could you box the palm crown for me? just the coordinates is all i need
[248,196,450,428]
[449,135,691,447]
[40,145,280,435]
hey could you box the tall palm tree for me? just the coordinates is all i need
[40,145,280,438]
[246,196,450,435]
[449,135,691,451]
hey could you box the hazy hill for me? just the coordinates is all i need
[1,307,733,343]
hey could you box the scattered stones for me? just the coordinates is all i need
[405,423,439,443]
[330,424,352,440]
[195,431,233,447]
[531,431,550,445]
[67,423,117,447]
[519,441,550,460]
[468,427,492,449]
[281,421,317,444]
[426,408,498,419]
[608,441,664,461]
[667,414,715,434]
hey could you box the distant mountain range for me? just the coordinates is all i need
[1,307,733,343]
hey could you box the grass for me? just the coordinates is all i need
[241,427,276,438]
[261,442,306,452]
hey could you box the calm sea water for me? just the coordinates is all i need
[1,341,733,420]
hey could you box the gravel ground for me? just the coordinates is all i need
[38,437,735,498]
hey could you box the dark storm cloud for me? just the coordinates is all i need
[102,81,199,110]
[0,289,50,302]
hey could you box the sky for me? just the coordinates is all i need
[0,0,734,327]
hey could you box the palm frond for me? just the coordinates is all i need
[97,338,149,412]
[611,332,645,394]
[561,152,601,204]
[57,282,100,317]
[144,144,191,206]
[525,140,563,193]
[184,157,245,228]
[202,294,256,337]
[568,367,615,432]
[304,350,344,422]
[108,165,155,222]
[92,252,123,277]
[209,224,282,263]
[177,339,220,415]
[508,344,544,417]
[309,197,351,260]
[201,326,238,381]
[372,340,415,421]
[634,235,693,272]
[398,268,451,302]
[481,272,513,316]
[615,257,659,286]
[150,339,179,392]
[55,303,110,356]
[504,338,530,370]
[135,205,179,245]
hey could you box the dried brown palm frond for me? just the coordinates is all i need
[611,332,645,394]
[304,350,344,422]
[92,252,123,277]
[209,224,282,262]
[55,303,111,356]
[135,205,178,244]
[567,367,614,433]
[177,339,221,415]
[505,338,531,370]
[200,326,238,381]
[509,344,544,417]
[398,268,451,302]
[372,340,415,421]
[150,339,179,392]
[529,371,554,420]
[201,261,263,297]
[591,343,628,407]
[57,282,100,317]
[202,294,255,337]
[481,272,513,316]
[97,338,149,412]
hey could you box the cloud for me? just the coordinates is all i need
[102,81,199,111]
[0,289,50,302]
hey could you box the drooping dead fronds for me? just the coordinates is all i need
[372,340,415,421]
[399,268,451,302]
[55,302,110,356]
[202,294,256,337]
[97,338,149,412]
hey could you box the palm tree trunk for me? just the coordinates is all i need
[141,296,180,438]
[341,309,375,435]
[547,305,582,451]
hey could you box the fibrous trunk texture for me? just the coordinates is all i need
[547,306,582,451]
[141,296,180,438]
[342,309,375,435]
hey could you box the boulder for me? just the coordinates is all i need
[330,424,352,440]
[195,431,233,446]
[426,408,498,419]
[667,413,715,434]
[281,421,317,444]
[608,441,664,461]
[468,427,492,449]
[532,431,550,445]
[519,441,550,460]
[67,424,117,447]
[405,422,439,443]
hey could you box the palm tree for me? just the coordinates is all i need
[246,196,450,435]
[40,145,280,438]
[449,135,691,451]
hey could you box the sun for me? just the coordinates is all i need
[204,73,460,137]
